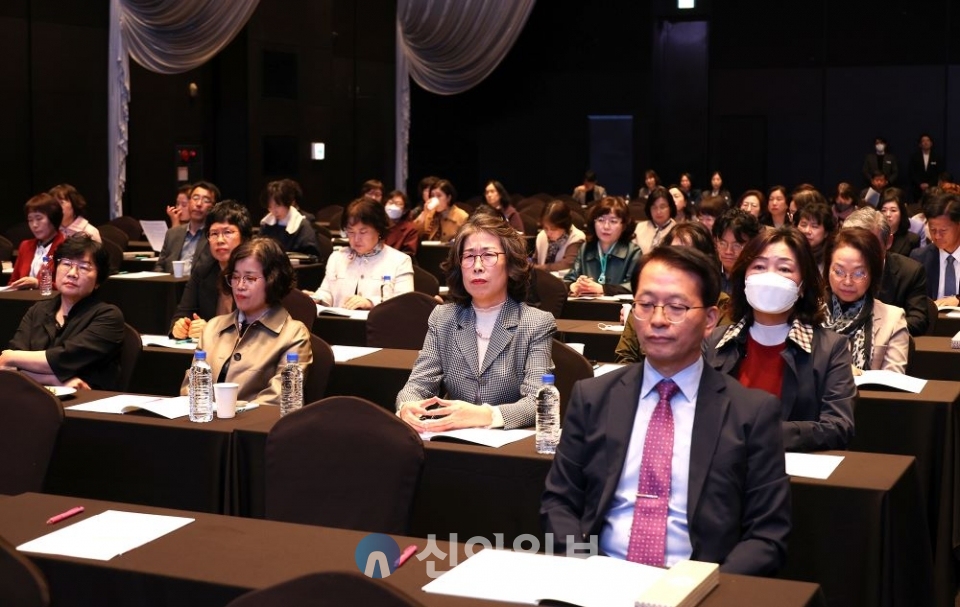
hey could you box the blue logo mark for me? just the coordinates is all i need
[355,533,401,578]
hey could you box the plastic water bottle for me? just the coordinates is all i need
[381,275,394,302]
[536,374,561,454]
[39,256,53,296]
[280,352,303,416]
[188,350,213,423]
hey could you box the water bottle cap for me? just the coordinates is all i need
[42,255,50,262]
[542,374,555,384]
[194,350,206,360]
[286,352,299,363]
[383,275,391,280]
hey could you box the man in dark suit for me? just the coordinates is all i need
[541,246,789,576]
[910,192,960,307]
[908,134,943,202]
[155,180,218,274]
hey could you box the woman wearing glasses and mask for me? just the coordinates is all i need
[396,214,556,432]
[181,238,312,406]
[311,198,414,309]
[703,227,856,452]
[2,235,123,390]
[565,196,640,296]
[170,201,252,339]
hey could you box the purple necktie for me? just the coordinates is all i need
[626,378,679,566]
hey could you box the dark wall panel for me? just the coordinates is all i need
[0,16,31,214]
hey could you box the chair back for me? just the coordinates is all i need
[97,224,130,250]
[528,268,567,318]
[281,289,319,330]
[315,232,333,263]
[412,264,440,296]
[100,239,123,274]
[366,292,438,349]
[265,396,425,534]
[0,236,13,261]
[305,334,334,403]
[225,571,419,607]
[516,197,544,213]
[0,536,49,607]
[926,298,938,336]
[109,216,143,241]
[3,223,32,249]
[118,323,142,392]
[315,205,343,223]
[0,370,64,494]
[519,210,540,236]
[551,339,594,422]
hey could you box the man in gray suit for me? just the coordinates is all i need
[155,181,218,274]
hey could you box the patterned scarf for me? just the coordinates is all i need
[545,233,568,264]
[822,293,873,370]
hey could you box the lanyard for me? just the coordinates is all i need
[597,242,614,285]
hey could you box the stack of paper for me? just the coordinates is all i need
[67,395,191,419]
[853,370,926,393]
[419,428,534,448]
[635,559,719,607]
[952,329,960,349]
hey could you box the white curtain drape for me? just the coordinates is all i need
[108,0,260,218]
[395,0,536,190]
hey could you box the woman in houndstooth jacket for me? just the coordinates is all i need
[396,214,556,431]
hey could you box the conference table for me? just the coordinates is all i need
[0,493,827,607]
[907,336,959,380]
[556,318,624,362]
[932,311,960,338]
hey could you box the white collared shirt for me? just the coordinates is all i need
[600,358,701,565]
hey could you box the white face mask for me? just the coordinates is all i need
[426,197,440,211]
[385,205,404,220]
[744,272,800,315]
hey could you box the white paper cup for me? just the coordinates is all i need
[567,342,586,356]
[214,382,240,418]
[621,303,632,324]
[172,260,186,278]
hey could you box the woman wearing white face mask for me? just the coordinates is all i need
[703,227,856,453]
[382,190,419,257]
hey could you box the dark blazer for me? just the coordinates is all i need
[910,244,952,301]
[564,240,642,296]
[888,231,919,257]
[908,150,943,199]
[541,363,790,576]
[881,251,930,336]
[862,152,899,185]
[155,225,211,273]
[703,323,856,452]
[259,222,322,258]
[169,258,228,335]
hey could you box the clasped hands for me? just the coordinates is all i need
[569,275,603,297]
[398,396,493,433]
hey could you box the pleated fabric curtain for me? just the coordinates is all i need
[395,0,536,190]
[108,0,260,218]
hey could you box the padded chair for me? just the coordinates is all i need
[97,224,130,251]
[305,333,335,404]
[315,232,333,263]
[109,216,143,241]
[225,571,419,607]
[456,200,476,214]
[100,238,123,274]
[926,298,938,336]
[366,291,438,349]
[281,288,319,330]
[315,205,343,223]
[3,222,32,249]
[519,209,541,235]
[551,339,594,422]
[412,264,440,296]
[516,197,544,214]
[265,396,425,534]
[118,323,142,392]
[329,210,343,231]
[0,235,13,261]
[0,536,49,607]
[0,369,64,495]
[532,192,554,202]
[528,268,567,318]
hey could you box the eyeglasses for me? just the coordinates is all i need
[594,217,623,227]
[632,300,705,324]
[716,240,743,253]
[208,229,239,241]
[460,251,504,268]
[58,259,95,274]
[226,274,263,288]
[830,267,869,283]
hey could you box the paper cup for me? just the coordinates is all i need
[214,382,240,418]
[621,303,632,324]
[172,260,186,278]
[567,342,586,356]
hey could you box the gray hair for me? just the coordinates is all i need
[843,207,890,244]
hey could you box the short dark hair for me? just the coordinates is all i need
[645,187,677,221]
[584,170,598,183]
[485,180,513,209]
[177,184,192,196]
[432,179,457,202]
[793,202,837,235]
[878,188,910,237]
[344,198,389,239]
[49,184,87,217]
[586,197,635,245]
[55,234,110,285]
[698,195,727,219]
[262,179,302,209]
[221,237,296,305]
[712,208,761,243]
[361,179,384,196]
[924,192,960,223]
[644,169,660,184]
[729,226,825,325]
[418,176,439,195]
[540,201,573,232]
[205,200,253,240]
[792,189,827,214]
[25,193,63,227]
[836,182,856,202]
[663,222,719,259]
[737,189,767,215]
[191,181,221,202]
[637,245,721,308]
[824,227,884,297]
[443,213,530,306]
[385,190,410,219]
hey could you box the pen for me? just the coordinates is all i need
[393,544,417,569]
[47,506,84,525]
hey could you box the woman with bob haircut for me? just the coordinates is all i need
[182,238,312,406]
[792,201,837,273]
[738,189,766,220]
[632,186,677,253]
[878,188,919,256]
[259,178,322,257]
[50,184,101,242]
[565,196,640,296]
[382,190,419,257]
[10,193,66,290]
[311,198,413,309]
[482,180,524,233]
[703,226,856,452]
[396,213,556,432]
[762,185,791,228]
[415,179,468,242]
[533,201,585,272]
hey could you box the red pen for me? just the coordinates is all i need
[46,506,84,525]
[393,544,417,569]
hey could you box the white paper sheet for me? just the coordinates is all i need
[330,345,382,362]
[420,428,535,448]
[67,395,190,419]
[854,370,927,393]
[18,510,193,561]
[140,335,199,350]
[112,271,170,279]
[139,220,168,253]
[785,452,845,479]
[314,305,369,320]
